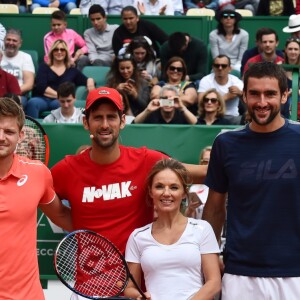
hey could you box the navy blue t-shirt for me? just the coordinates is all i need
[206,119,300,277]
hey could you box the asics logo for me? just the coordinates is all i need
[17,175,28,186]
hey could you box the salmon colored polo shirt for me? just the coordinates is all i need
[0,155,55,300]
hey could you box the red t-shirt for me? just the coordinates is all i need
[243,54,284,75]
[0,68,21,96]
[51,146,167,253]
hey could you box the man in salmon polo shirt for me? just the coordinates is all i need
[0,97,72,300]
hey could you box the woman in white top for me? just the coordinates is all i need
[124,158,221,300]
[209,9,248,73]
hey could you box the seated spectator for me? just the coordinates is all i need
[256,0,295,16]
[0,23,6,50]
[160,32,207,84]
[133,84,197,124]
[282,38,300,119]
[243,28,284,75]
[80,0,133,15]
[218,0,259,15]
[112,6,168,57]
[44,11,88,71]
[133,0,174,15]
[1,28,35,110]
[126,36,160,84]
[26,39,95,118]
[209,9,248,73]
[31,0,77,14]
[83,4,119,67]
[185,145,212,219]
[241,27,284,74]
[0,50,21,97]
[197,88,231,125]
[198,55,243,125]
[151,56,198,114]
[106,53,150,116]
[43,81,84,123]
[283,15,300,39]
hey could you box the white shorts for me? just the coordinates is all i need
[222,274,300,300]
[70,293,83,300]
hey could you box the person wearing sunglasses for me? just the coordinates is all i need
[197,88,231,125]
[106,53,150,116]
[44,11,88,71]
[209,9,248,73]
[198,55,243,125]
[26,40,95,119]
[151,56,198,115]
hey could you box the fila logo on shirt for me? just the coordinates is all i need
[239,159,297,180]
[82,181,132,202]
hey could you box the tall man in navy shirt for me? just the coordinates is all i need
[203,62,300,300]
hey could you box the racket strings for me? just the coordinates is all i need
[16,118,47,163]
[56,232,128,298]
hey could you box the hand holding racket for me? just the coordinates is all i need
[54,230,147,300]
[16,116,50,165]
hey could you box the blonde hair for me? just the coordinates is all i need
[198,88,226,117]
[48,39,72,68]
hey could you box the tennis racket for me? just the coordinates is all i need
[54,230,147,300]
[16,116,50,166]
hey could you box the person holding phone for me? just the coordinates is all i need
[133,84,196,124]
[106,53,150,116]
[126,36,160,84]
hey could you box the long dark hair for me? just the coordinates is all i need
[126,36,156,64]
[217,19,241,36]
[106,55,141,88]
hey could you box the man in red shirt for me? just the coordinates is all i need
[0,49,21,96]
[243,28,284,76]
[51,87,206,253]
